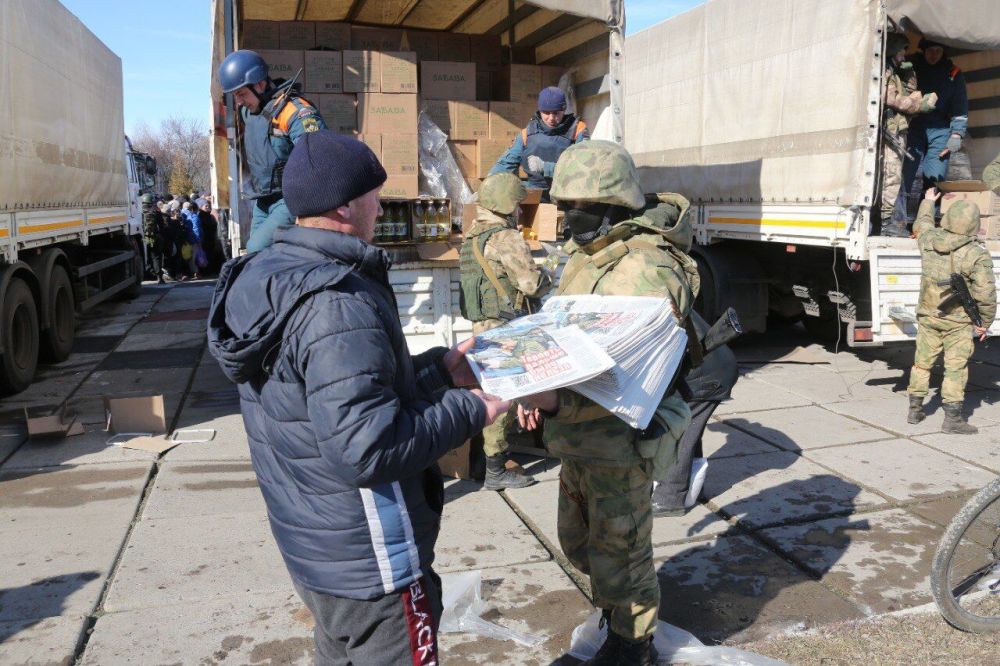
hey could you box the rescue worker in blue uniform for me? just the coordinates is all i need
[218,50,327,253]
[903,39,969,195]
[489,87,588,201]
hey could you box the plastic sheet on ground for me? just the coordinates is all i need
[439,570,544,648]
[569,610,790,665]
[417,111,474,229]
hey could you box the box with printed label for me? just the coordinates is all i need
[256,50,305,83]
[279,21,315,49]
[420,61,476,100]
[489,102,532,141]
[382,134,419,176]
[315,22,351,50]
[403,30,438,61]
[939,181,1000,218]
[436,33,471,62]
[241,21,280,50]
[318,94,358,134]
[304,51,343,93]
[358,93,418,135]
[495,64,541,102]
[470,34,503,71]
[448,140,477,180]
[351,26,405,51]
[381,175,419,199]
[451,101,489,141]
[357,133,381,156]
[476,139,509,179]
[381,52,418,94]
[424,100,451,134]
[343,50,381,93]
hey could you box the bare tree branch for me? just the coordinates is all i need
[132,115,210,195]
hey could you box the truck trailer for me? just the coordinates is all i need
[0,0,149,393]
[624,0,1000,346]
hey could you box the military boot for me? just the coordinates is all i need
[907,395,926,424]
[483,454,537,491]
[943,403,978,435]
[585,631,656,665]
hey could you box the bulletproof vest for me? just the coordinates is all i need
[241,93,300,200]
[885,66,909,135]
[459,226,518,322]
[520,115,581,190]
[142,210,160,244]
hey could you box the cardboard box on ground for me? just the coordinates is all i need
[939,180,1000,238]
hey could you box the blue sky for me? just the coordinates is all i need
[60,0,701,136]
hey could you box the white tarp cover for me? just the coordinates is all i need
[887,0,1000,51]
[0,0,126,210]
[525,0,619,25]
[624,0,878,205]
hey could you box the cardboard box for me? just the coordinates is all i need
[448,140,477,180]
[476,139,509,179]
[351,26,405,51]
[451,101,489,141]
[466,177,483,192]
[436,33,471,62]
[318,93,358,133]
[470,34,503,71]
[403,30,438,61]
[496,64,541,102]
[315,22,351,50]
[279,21,315,49]
[540,65,564,88]
[420,61,476,100]
[437,438,485,481]
[343,50,381,93]
[382,133,418,176]
[241,20,280,50]
[257,50,305,83]
[304,51,343,93]
[24,406,83,438]
[357,133,381,156]
[381,52,418,94]
[981,217,1000,239]
[381,175,419,199]
[939,180,1000,217]
[476,71,492,101]
[358,93,418,134]
[489,102,530,141]
[424,99,451,134]
[509,46,536,65]
[104,395,167,435]
[520,203,559,242]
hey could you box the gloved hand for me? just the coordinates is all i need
[946,133,963,153]
[526,155,545,175]
[919,92,938,113]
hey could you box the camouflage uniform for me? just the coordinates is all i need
[544,141,696,643]
[908,200,996,405]
[141,196,167,280]
[983,152,1000,193]
[460,175,552,460]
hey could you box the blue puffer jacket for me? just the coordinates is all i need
[208,225,486,600]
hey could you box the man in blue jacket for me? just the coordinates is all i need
[903,39,969,194]
[208,131,509,665]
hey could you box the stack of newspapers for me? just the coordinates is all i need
[466,295,688,429]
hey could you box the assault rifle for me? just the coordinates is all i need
[938,273,983,328]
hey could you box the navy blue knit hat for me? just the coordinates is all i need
[282,130,387,217]
[537,86,566,112]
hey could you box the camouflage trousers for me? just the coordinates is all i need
[473,318,512,457]
[558,459,658,641]
[907,315,974,404]
[880,132,906,223]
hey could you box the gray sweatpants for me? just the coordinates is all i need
[294,571,443,666]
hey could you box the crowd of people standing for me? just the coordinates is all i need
[141,192,231,283]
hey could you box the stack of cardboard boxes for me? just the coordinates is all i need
[240,20,565,208]
[940,181,1000,238]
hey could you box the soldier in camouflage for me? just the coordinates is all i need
[907,191,996,433]
[141,193,168,284]
[459,172,553,490]
[518,141,696,665]
[880,33,937,237]
[983,152,1000,193]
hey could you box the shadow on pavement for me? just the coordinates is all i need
[0,571,100,642]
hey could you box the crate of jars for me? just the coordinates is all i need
[375,197,454,245]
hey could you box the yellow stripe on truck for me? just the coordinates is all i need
[18,220,84,233]
[89,214,127,224]
[0,228,9,238]
[710,216,845,230]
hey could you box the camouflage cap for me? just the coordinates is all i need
[886,33,910,56]
[942,200,981,237]
[478,172,527,216]
[549,140,645,210]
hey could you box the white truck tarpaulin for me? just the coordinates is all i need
[887,0,1000,50]
[0,0,126,210]
[624,0,878,205]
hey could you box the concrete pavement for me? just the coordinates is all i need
[2,281,1000,663]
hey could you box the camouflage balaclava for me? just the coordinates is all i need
[942,200,981,237]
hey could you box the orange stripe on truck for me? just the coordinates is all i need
[89,214,127,224]
[710,216,845,230]
[18,220,84,233]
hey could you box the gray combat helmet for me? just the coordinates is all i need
[478,173,527,216]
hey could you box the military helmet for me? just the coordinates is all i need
[140,193,155,204]
[478,173,527,216]
[886,33,910,56]
[218,50,269,94]
[549,140,645,210]
[942,200,981,237]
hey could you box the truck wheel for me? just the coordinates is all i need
[40,265,75,362]
[0,279,40,395]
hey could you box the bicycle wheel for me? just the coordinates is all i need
[931,476,1000,633]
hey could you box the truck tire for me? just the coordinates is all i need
[0,278,40,395]
[40,265,75,362]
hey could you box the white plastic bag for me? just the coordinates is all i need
[685,457,708,509]
[568,610,790,665]
[439,570,544,648]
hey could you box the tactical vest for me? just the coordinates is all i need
[142,210,161,247]
[885,65,910,135]
[241,93,316,200]
[519,116,585,190]
[459,226,518,321]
